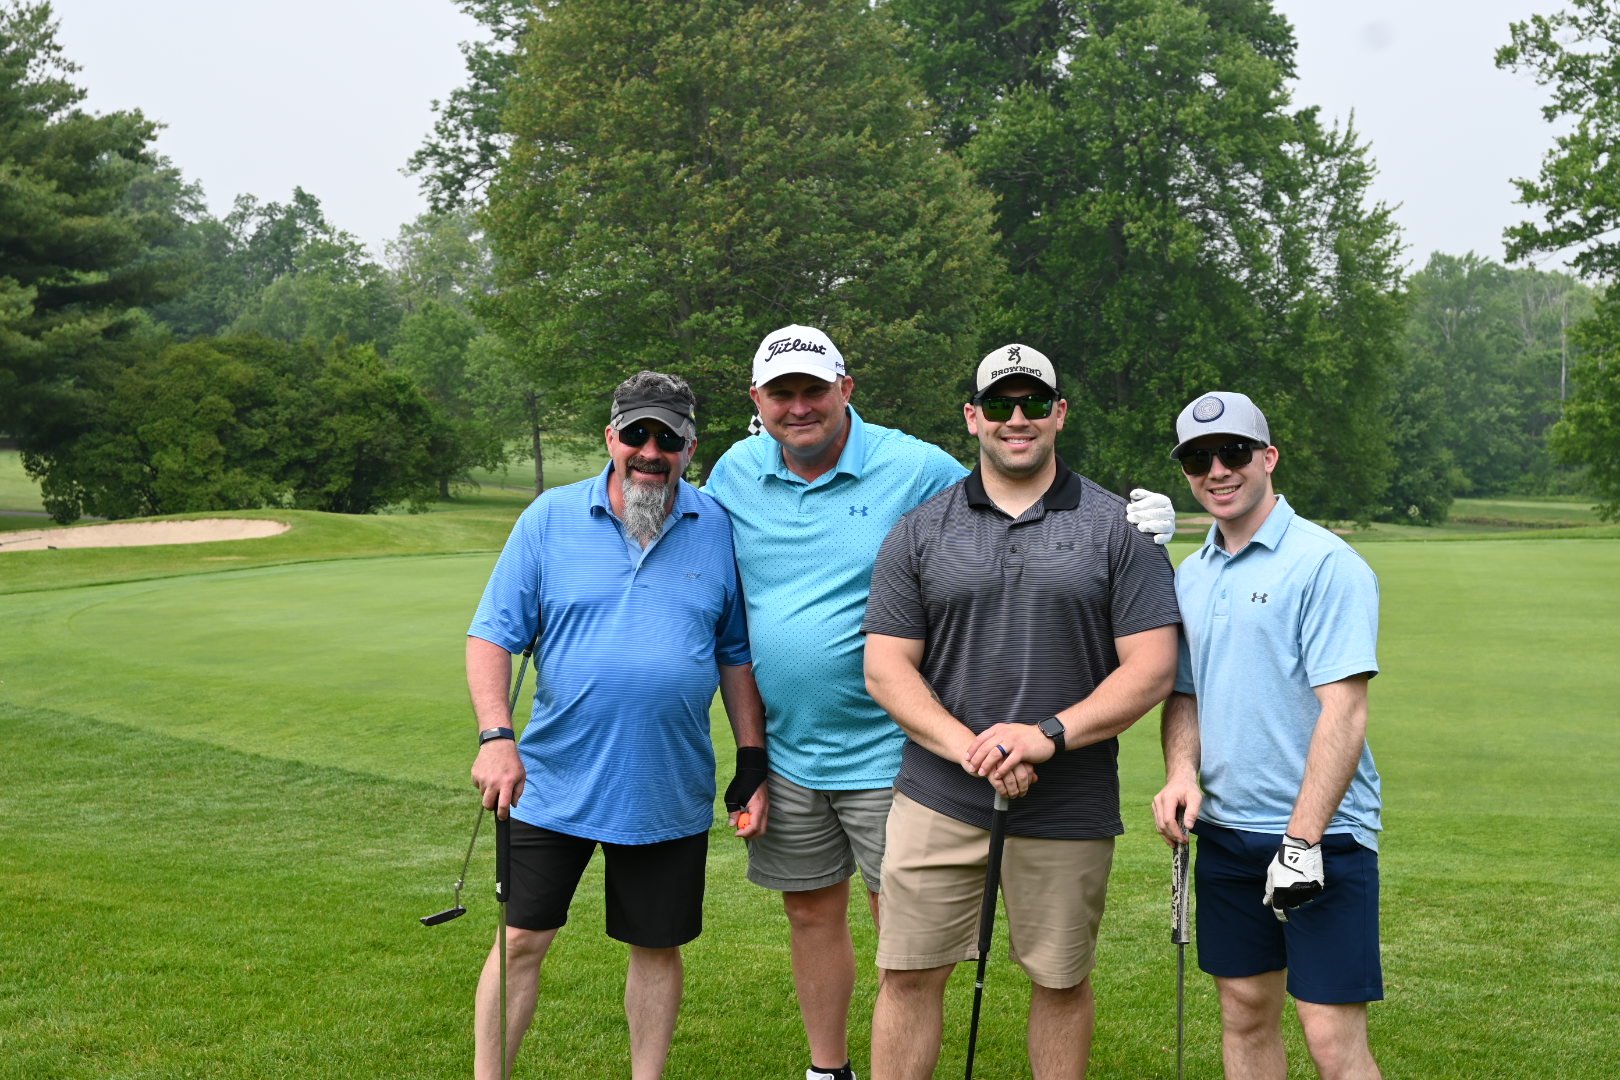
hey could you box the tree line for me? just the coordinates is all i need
[3,0,1616,524]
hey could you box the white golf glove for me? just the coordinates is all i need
[1127,488,1176,545]
[1264,834,1324,921]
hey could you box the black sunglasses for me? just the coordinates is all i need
[974,393,1056,422]
[1177,440,1265,476]
[619,423,688,453]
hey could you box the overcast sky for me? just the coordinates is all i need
[46,0,1571,272]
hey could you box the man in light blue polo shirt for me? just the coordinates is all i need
[1151,391,1384,1080]
[705,327,1179,1080]
[467,370,768,1080]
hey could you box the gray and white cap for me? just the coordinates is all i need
[610,388,697,441]
[1171,391,1270,459]
[974,343,1059,396]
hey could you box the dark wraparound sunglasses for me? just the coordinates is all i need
[1177,440,1266,476]
[974,393,1056,422]
[619,423,689,453]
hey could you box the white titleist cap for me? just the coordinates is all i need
[974,343,1058,396]
[1171,391,1270,459]
[751,324,846,386]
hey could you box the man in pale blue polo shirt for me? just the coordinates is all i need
[467,370,768,1080]
[1151,391,1384,1080]
[705,328,1178,1080]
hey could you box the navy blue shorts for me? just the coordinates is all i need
[506,820,707,948]
[1193,824,1383,1004]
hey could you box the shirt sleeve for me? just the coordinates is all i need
[861,511,928,640]
[468,499,547,653]
[1107,513,1182,638]
[1301,546,1380,686]
[917,444,970,501]
[1173,628,1195,696]
[713,540,753,667]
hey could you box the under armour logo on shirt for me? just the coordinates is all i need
[1251,592,1269,603]
[849,506,868,517]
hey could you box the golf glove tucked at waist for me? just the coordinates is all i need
[1264,834,1324,921]
[1126,488,1176,545]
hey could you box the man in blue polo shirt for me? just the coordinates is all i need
[707,329,1179,1080]
[467,370,768,1080]
[1151,391,1384,1080]
[704,325,967,1080]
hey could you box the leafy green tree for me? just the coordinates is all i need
[28,336,298,521]
[1498,1,1620,279]
[888,0,1404,518]
[0,0,188,449]
[1499,2,1620,512]
[31,336,445,521]
[466,329,558,491]
[386,208,494,314]
[1384,254,1593,521]
[1552,292,1620,519]
[391,299,507,495]
[280,343,446,514]
[219,191,402,348]
[406,0,534,211]
[486,0,998,473]
[227,262,401,350]
[148,188,402,346]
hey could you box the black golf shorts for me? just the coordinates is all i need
[506,820,707,948]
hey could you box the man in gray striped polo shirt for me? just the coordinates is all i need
[862,344,1180,1079]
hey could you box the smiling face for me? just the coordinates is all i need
[604,417,694,537]
[749,372,854,476]
[1180,432,1279,546]
[965,375,1067,483]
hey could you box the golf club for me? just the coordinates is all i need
[1172,840,1191,1080]
[420,802,485,925]
[964,791,1010,1080]
[496,810,511,1080]
[420,627,538,926]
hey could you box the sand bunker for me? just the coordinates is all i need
[0,518,290,553]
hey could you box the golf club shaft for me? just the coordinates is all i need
[1172,841,1190,1080]
[508,629,538,716]
[965,792,1010,1080]
[497,813,510,1079]
[1177,945,1186,1080]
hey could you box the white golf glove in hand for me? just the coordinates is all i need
[1127,488,1176,545]
[1264,834,1324,921]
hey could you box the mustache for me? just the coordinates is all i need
[627,456,671,475]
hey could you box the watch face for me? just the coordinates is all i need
[1039,717,1064,737]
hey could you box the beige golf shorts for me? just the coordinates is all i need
[876,791,1114,988]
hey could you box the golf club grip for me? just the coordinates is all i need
[1171,842,1191,944]
[978,799,1010,951]
[495,813,511,904]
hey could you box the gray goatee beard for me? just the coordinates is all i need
[621,465,676,543]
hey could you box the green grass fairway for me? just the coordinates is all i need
[0,449,43,514]
[3,514,1618,1077]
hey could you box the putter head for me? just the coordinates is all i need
[419,905,467,927]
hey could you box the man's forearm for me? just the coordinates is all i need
[1289,675,1370,842]
[865,636,973,761]
[1057,626,1178,749]
[1160,691,1200,781]
[466,635,515,730]
[718,662,766,749]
